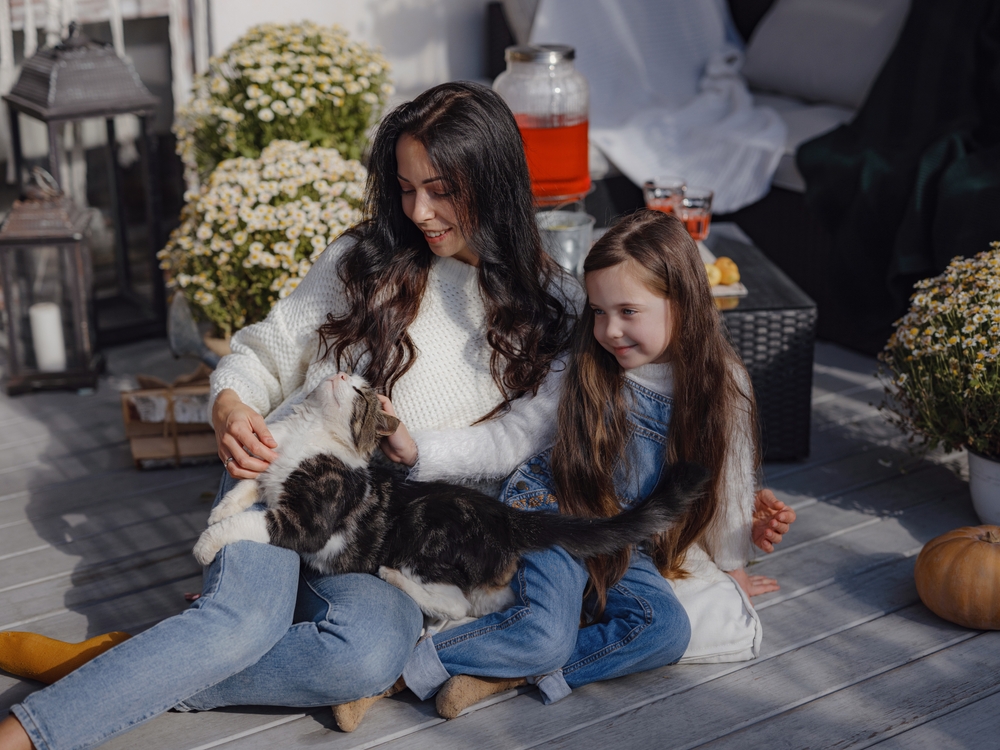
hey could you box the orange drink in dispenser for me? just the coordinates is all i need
[494,45,590,204]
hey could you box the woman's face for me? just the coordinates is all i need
[396,134,477,266]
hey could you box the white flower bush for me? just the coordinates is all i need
[174,21,393,184]
[158,140,366,335]
[880,242,1000,458]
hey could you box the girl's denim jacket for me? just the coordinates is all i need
[499,379,672,512]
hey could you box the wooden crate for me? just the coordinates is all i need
[120,384,217,467]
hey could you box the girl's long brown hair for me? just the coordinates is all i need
[318,82,572,417]
[550,210,759,620]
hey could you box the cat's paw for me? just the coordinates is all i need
[377,566,398,584]
[193,532,221,566]
[207,504,238,526]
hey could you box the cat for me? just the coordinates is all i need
[193,372,708,621]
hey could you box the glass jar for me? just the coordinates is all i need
[494,44,590,205]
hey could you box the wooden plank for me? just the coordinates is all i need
[764,444,927,508]
[1,540,201,629]
[873,689,1000,749]
[753,462,963,568]
[0,508,208,595]
[0,465,218,528]
[692,631,1000,750]
[0,568,198,644]
[0,488,209,562]
[97,707,321,750]
[752,500,976,608]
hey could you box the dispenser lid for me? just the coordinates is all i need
[505,44,575,64]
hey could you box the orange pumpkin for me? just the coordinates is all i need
[914,525,1000,630]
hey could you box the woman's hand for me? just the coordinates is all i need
[377,395,417,467]
[212,389,279,479]
[752,489,797,553]
[726,567,780,601]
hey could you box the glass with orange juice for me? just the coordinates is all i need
[643,176,686,215]
[677,187,714,241]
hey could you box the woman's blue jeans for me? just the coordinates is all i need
[11,472,424,750]
[403,546,691,704]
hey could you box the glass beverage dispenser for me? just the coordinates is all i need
[494,44,590,205]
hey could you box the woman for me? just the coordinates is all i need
[0,81,576,750]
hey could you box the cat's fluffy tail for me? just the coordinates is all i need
[509,463,709,558]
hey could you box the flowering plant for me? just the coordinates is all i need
[174,21,392,184]
[157,140,365,336]
[879,242,1000,458]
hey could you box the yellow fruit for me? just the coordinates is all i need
[715,257,740,285]
[705,263,722,286]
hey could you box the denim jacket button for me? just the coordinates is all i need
[515,480,529,491]
[530,464,543,474]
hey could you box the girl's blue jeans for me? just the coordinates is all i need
[10,472,424,750]
[403,545,691,704]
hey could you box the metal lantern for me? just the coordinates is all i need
[2,24,165,346]
[0,170,100,394]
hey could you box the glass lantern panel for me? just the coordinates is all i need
[3,243,89,374]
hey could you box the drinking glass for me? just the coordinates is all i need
[536,210,596,277]
[643,176,686,214]
[677,186,713,240]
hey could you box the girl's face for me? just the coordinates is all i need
[396,133,478,266]
[586,260,674,370]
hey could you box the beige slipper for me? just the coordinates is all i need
[435,675,527,719]
[332,676,406,732]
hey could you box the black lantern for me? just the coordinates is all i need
[0,170,100,394]
[3,24,165,346]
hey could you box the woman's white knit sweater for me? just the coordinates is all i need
[210,234,570,484]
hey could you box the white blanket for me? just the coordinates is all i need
[530,0,787,213]
[670,544,762,664]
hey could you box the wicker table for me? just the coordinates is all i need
[705,225,816,461]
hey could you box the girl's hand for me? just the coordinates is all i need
[752,489,797,553]
[377,395,418,467]
[726,567,780,600]
[212,389,279,479]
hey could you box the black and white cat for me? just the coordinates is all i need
[193,373,707,621]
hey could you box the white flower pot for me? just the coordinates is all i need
[968,450,1000,524]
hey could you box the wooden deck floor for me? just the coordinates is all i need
[1,338,995,749]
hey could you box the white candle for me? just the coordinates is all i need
[29,302,67,372]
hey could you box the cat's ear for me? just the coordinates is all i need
[376,411,400,437]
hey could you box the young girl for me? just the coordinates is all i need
[398,209,793,716]
[0,81,577,750]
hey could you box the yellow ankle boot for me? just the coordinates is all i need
[0,631,131,684]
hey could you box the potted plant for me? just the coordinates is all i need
[173,21,393,186]
[157,140,365,339]
[879,241,1000,522]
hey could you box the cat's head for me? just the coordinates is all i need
[304,373,401,459]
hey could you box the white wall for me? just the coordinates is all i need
[210,0,488,97]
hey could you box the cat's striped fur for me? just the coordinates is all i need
[193,373,707,620]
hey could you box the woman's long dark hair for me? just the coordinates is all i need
[319,81,572,417]
[550,210,760,620]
